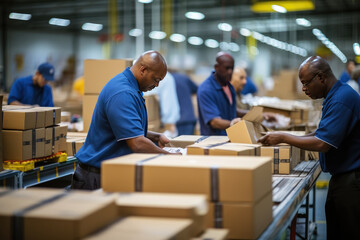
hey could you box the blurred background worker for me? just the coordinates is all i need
[230,67,250,110]
[339,59,356,83]
[172,71,198,135]
[7,62,55,107]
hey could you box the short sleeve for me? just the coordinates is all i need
[8,80,22,104]
[105,91,145,140]
[198,89,221,125]
[315,102,355,148]
[43,85,54,107]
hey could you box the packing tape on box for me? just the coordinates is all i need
[274,147,279,174]
[194,136,209,143]
[202,142,229,155]
[135,154,163,192]
[52,109,56,126]
[72,142,77,155]
[210,165,219,202]
[214,202,223,228]
[12,192,68,240]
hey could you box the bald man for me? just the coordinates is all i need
[258,56,360,239]
[230,67,249,110]
[72,51,178,190]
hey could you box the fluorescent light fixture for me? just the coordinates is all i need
[82,23,103,32]
[49,18,70,27]
[138,0,153,3]
[217,23,232,32]
[354,43,360,55]
[312,28,322,36]
[272,5,287,13]
[9,12,31,21]
[229,42,240,52]
[296,18,311,27]
[188,36,203,45]
[129,28,143,37]
[149,31,166,40]
[185,11,205,20]
[170,33,186,42]
[240,28,251,37]
[220,42,230,51]
[205,39,219,48]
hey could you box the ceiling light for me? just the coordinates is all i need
[170,33,186,42]
[272,5,287,13]
[49,18,70,27]
[137,0,153,3]
[353,43,360,55]
[149,31,166,40]
[296,18,311,27]
[218,23,232,32]
[188,36,203,45]
[129,28,143,37]
[312,28,322,36]
[251,0,314,13]
[240,28,251,37]
[312,29,347,63]
[82,23,103,32]
[229,42,240,52]
[205,39,219,48]
[220,42,230,51]
[185,11,205,20]
[9,12,31,21]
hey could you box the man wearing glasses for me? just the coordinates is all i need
[258,56,360,239]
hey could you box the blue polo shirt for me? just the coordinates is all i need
[76,68,148,168]
[197,71,236,136]
[315,81,360,175]
[8,75,54,107]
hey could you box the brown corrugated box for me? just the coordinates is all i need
[102,154,272,203]
[2,109,37,130]
[144,94,160,123]
[35,107,61,127]
[84,216,193,240]
[58,125,67,152]
[187,142,260,156]
[52,126,60,154]
[226,106,266,144]
[2,128,45,160]
[83,94,98,133]
[260,105,309,125]
[66,138,85,156]
[84,59,133,94]
[115,192,208,236]
[205,192,273,239]
[192,228,229,240]
[166,135,229,149]
[44,127,53,156]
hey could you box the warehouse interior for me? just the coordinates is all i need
[0,0,360,239]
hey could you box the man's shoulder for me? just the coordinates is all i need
[14,75,32,84]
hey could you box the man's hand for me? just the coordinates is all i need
[230,118,241,126]
[257,132,284,146]
[158,134,170,148]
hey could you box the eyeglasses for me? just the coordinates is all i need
[302,73,318,88]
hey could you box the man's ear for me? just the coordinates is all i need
[139,65,146,76]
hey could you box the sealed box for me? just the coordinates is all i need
[3,128,45,160]
[44,127,53,156]
[261,145,301,174]
[144,94,161,123]
[187,142,260,156]
[102,154,272,203]
[166,135,205,148]
[66,138,85,156]
[36,107,61,127]
[52,126,61,154]
[83,94,98,133]
[84,59,133,94]
[115,192,208,236]
[2,109,37,130]
[192,228,229,240]
[205,193,273,239]
[84,216,192,240]
[58,125,67,152]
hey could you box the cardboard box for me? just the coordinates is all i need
[205,192,273,239]
[66,138,85,156]
[44,127,53,156]
[84,216,193,240]
[261,105,309,125]
[0,188,66,240]
[84,59,133,94]
[102,154,272,203]
[2,109,37,130]
[144,94,160,123]
[58,125,67,152]
[23,191,118,240]
[35,107,61,127]
[187,142,260,156]
[166,135,205,148]
[226,106,266,144]
[199,136,229,145]
[83,94,98,133]
[52,126,60,154]
[192,228,229,240]
[115,192,208,236]
[260,145,301,174]
[2,128,45,160]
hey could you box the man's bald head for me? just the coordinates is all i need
[216,52,234,65]
[214,52,235,86]
[131,50,168,92]
[231,67,247,93]
[299,56,332,77]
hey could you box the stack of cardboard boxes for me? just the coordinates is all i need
[101,153,273,239]
[2,106,67,162]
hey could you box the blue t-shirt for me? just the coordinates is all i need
[8,75,54,107]
[197,71,236,136]
[339,71,350,83]
[315,81,360,175]
[172,73,198,124]
[241,76,258,95]
[76,68,148,168]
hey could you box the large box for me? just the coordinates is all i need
[205,192,273,239]
[187,142,260,156]
[84,59,133,94]
[226,106,266,144]
[83,94,98,133]
[260,145,301,174]
[2,128,45,160]
[102,154,272,203]
[2,109,37,130]
[192,228,229,240]
[115,192,208,236]
[34,107,61,127]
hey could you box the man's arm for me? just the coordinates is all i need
[126,135,172,154]
[209,117,232,130]
[258,132,331,152]
[147,131,170,148]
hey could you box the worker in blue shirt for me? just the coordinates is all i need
[339,59,356,83]
[258,56,360,239]
[72,51,179,190]
[8,62,55,107]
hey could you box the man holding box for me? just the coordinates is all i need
[258,56,360,239]
[72,51,178,190]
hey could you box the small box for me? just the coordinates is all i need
[83,94,98,133]
[2,109,37,130]
[166,135,205,148]
[36,107,61,127]
[260,145,301,174]
[187,142,260,156]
